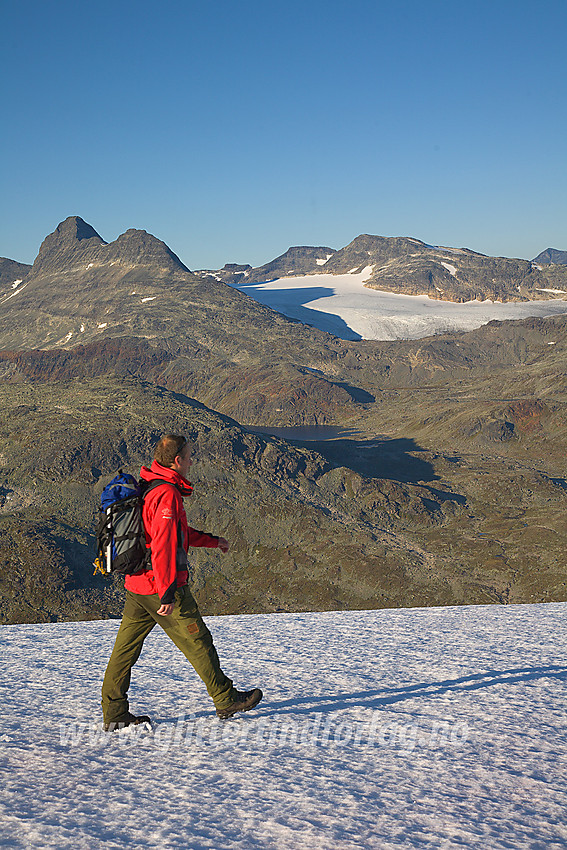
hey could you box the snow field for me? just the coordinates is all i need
[230,271,567,340]
[0,603,566,849]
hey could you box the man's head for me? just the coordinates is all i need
[154,434,192,477]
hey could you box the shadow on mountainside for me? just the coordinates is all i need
[234,283,363,341]
[302,436,439,484]
[261,665,567,717]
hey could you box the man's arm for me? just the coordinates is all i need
[157,537,230,617]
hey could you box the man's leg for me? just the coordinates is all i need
[137,587,236,710]
[101,591,156,726]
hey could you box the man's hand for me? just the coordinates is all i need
[157,602,174,616]
[217,537,229,553]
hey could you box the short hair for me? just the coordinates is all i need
[154,434,189,468]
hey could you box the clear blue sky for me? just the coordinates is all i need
[2,0,566,269]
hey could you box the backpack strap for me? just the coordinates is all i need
[140,479,176,499]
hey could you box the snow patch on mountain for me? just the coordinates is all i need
[441,262,458,277]
[316,254,334,266]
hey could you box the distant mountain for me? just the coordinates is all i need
[202,234,567,303]
[202,245,337,285]
[532,247,567,265]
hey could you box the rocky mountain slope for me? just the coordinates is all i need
[0,217,367,424]
[1,353,565,624]
[0,376,479,624]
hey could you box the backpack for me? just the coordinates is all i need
[93,471,169,576]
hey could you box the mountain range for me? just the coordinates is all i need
[0,216,566,624]
[201,234,567,303]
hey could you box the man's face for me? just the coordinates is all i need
[174,445,192,478]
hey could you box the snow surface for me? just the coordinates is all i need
[1,603,566,849]
[229,272,567,341]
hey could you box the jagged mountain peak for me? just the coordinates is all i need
[58,215,105,242]
[228,244,337,284]
[38,216,106,252]
[31,217,106,275]
[252,244,337,275]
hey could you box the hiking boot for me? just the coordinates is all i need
[103,712,152,732]
[216,688,263,720]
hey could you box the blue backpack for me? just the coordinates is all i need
[94,471,168,575]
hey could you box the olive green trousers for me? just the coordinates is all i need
[101,587,235,725]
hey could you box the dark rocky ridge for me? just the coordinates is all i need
[200,246,336,285]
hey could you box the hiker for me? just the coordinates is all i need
[101,434,262,730]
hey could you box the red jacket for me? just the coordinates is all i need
[124,461,220,604]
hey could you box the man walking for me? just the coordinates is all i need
[101,434,262,730]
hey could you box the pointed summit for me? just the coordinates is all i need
[31,216,107,275]
[39,215,106,250]
[57,215,105,243]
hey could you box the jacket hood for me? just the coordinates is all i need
[140,461,193,496]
